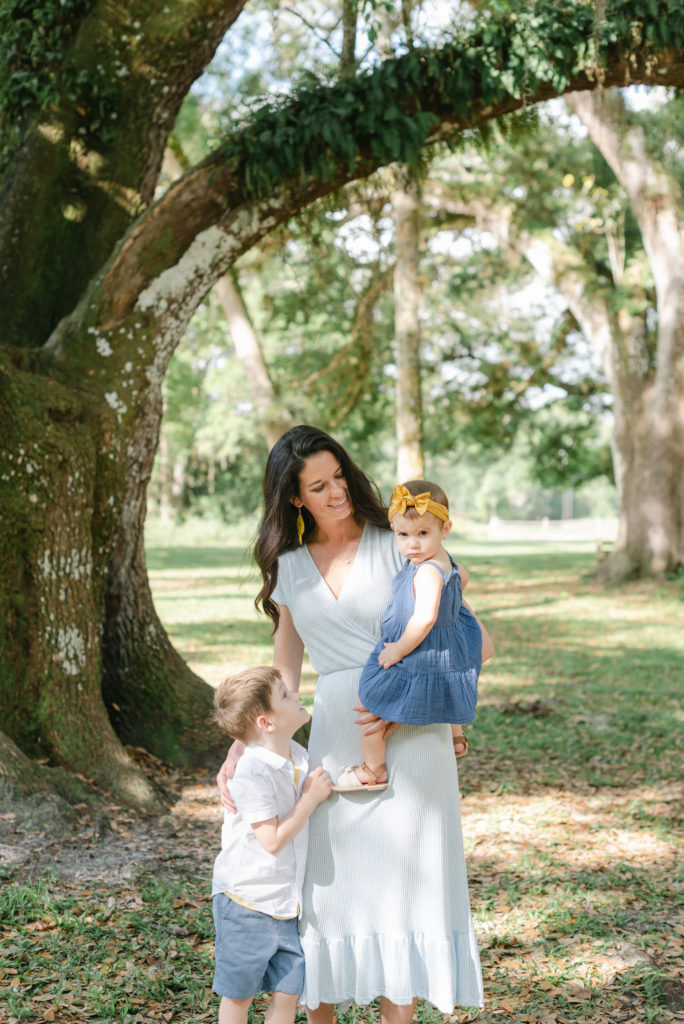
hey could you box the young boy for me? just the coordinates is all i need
[211,665,332,1024]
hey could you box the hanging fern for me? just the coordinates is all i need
[220,0,684,199]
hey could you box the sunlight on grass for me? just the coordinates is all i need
[92,519,684,1024]
[3,521,681,1022]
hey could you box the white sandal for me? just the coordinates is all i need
[332,762,389,792]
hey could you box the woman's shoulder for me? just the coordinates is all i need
[364,522,403,572]
[364,522,390,540]
[272,545,308,603]
[363,522,395,547]
[364,521,393,544]
[276,543,314,576]
[277,544,304,567]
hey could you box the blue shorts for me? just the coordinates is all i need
[212,893,305,1000]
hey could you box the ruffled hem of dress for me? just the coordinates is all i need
[359,662,478,725]
[362,662,479,687]
[299,930,484,1013]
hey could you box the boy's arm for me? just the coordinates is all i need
[273,604,305,694]
[378,563,443,668]
[250,768,332,856]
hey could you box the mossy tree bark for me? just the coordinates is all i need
[0,350,165,808]
[0,0,246,807]
[1,0,683,807]
[0,0,246,351]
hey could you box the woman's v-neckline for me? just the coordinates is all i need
[303,522,368,602]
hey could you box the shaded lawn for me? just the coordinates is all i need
[1,533,682,1024]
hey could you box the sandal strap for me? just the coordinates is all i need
[360,762,387,783]
[337,763,388,787]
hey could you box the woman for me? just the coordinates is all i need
[220,425,487,1022]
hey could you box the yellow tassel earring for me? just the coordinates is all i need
[296,510,305,545]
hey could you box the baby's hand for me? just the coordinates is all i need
[302,766,333,806]
[378,642,401,669]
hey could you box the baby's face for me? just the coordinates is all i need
[390,511,451,565]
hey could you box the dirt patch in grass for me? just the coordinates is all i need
[3,543,682,1023]
[1,748,681,1024]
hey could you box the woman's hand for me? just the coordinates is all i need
[216,740,245,812]
[353,700,398,739]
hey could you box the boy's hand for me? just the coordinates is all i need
[302,766,332,806]
[378,642,401,669]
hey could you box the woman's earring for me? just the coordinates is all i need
[296,510,305,545]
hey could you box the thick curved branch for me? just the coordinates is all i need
[93,2,684,337]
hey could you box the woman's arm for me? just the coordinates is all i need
[272,603,305,692]
[378,563,444,669]
[459,562,493,662]
[462,598,495,662]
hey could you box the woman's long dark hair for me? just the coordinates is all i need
[254,425,389,629]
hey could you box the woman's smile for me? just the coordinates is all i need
[295,450,354,524]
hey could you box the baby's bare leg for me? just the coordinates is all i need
[334,701,390,787]
[264,991,299,1024]
[360,722,387,777]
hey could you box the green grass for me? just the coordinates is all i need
[0,874,216,1022]
[2,523,682,1024]
[144,524,684,793]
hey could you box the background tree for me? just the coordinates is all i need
[405,85,682,576]
[565,88,684,578]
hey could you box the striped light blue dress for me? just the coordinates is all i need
[271,524,483,1012]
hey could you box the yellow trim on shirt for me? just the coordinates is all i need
[225,891,299,920]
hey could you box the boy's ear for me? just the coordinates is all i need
[255,713,274,733]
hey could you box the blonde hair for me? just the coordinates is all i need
[398,479,449,519]
[214,666,280,742]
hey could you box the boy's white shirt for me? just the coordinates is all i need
[211,739,309,919]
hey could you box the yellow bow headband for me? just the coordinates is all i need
[387,485,449,524]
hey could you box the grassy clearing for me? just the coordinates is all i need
[1,522,682,1023]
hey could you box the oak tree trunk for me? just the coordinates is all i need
[0,352,162,807]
